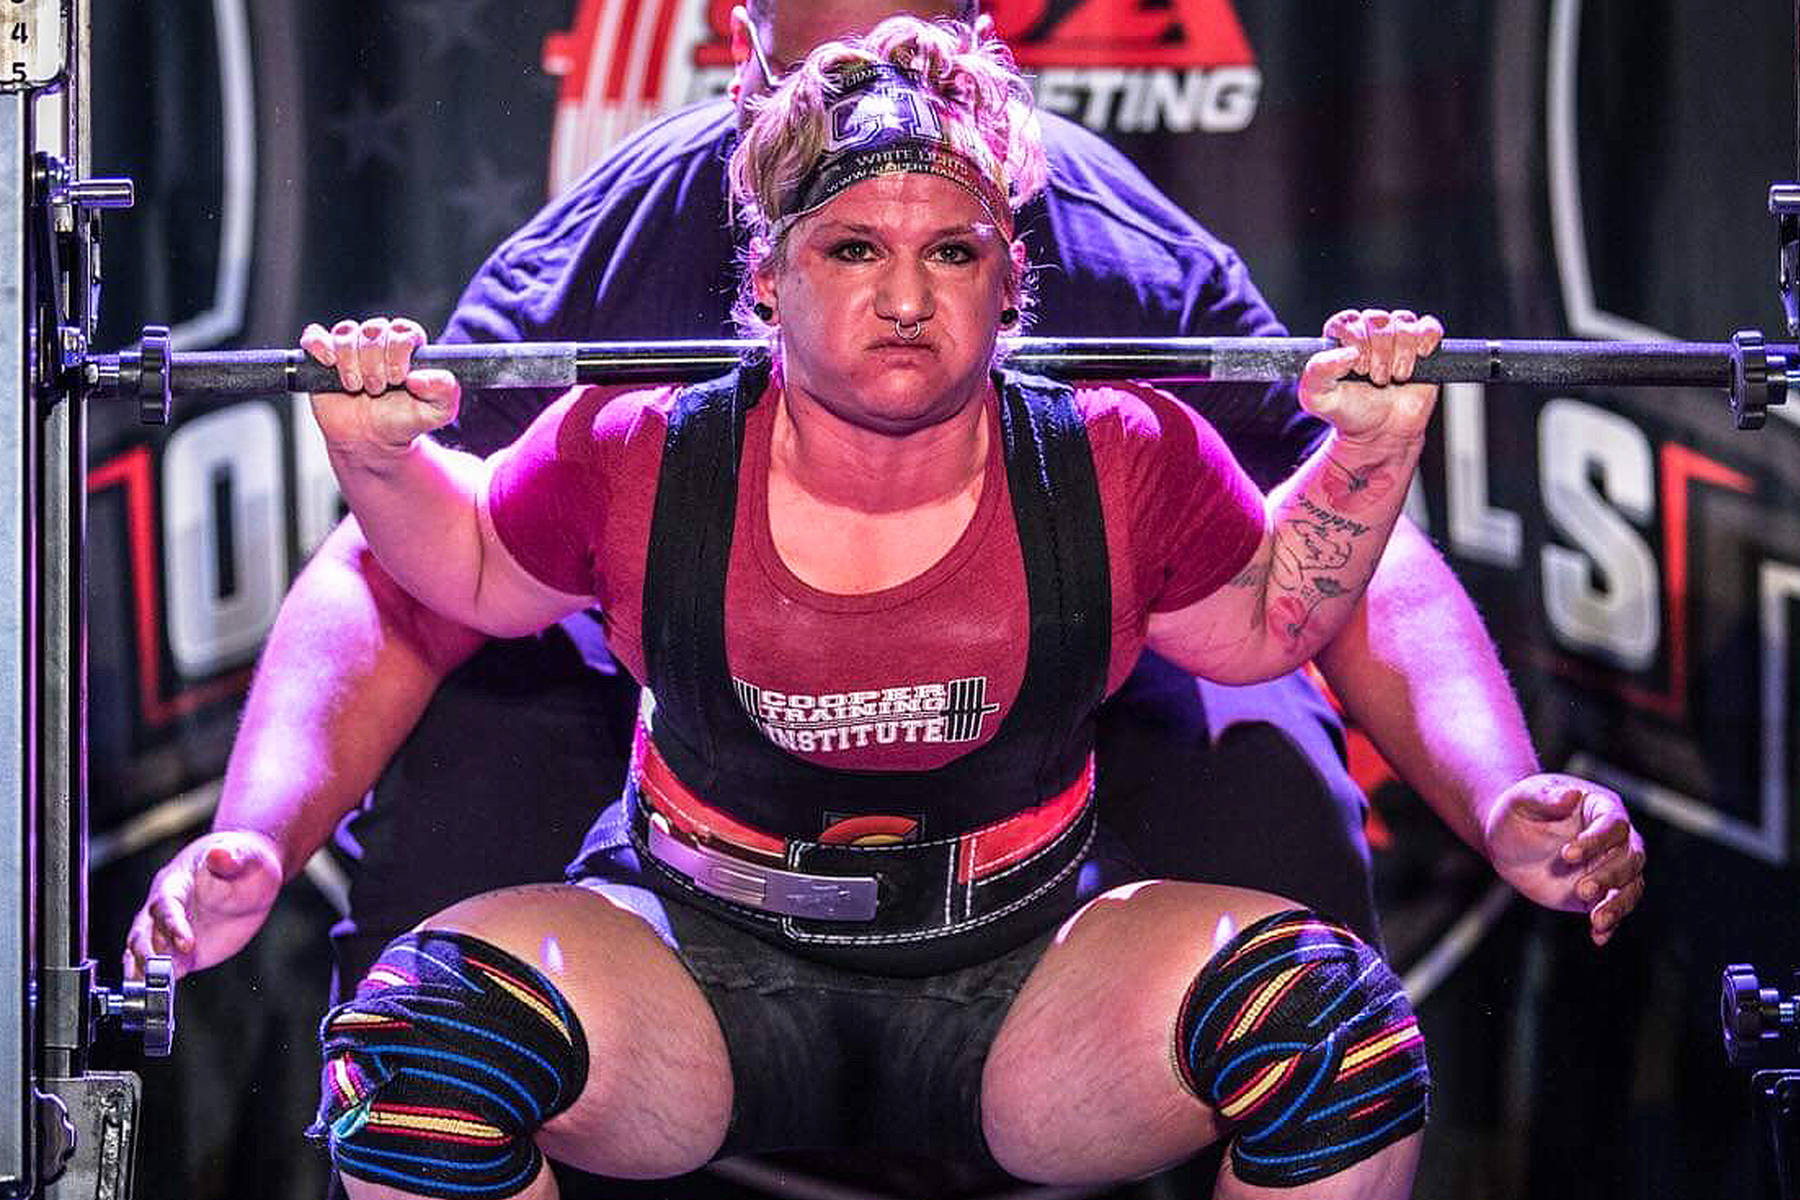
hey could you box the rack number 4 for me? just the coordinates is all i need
[1,0,64,90]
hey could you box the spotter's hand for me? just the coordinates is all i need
[123,830,284,981]
[1482,773,1647,946]
[301,317,461,462]
[1299,308,1445,444]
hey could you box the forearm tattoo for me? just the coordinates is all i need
[1260,453,1393,651]
[1320,455,1398,513]
[1228,560,1269,589]
[1291,494,1370,538]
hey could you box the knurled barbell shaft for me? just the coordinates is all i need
[87,335,1765,396]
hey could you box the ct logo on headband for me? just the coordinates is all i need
[826,88,946,153]
[822,65,949,153]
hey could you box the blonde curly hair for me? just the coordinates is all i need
[727,16,1047,337]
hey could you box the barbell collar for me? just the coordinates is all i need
[84,328,1791,409]
[140,326,172,425]
[1733,330,1768,429]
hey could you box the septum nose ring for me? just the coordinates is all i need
[894,319,923,341]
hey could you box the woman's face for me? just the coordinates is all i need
[757,171,1016,436]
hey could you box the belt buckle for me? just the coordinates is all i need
[647,817,879,922]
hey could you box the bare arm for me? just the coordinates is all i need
[1316,518,1534,847]
[304,317,594,638]
[215,517,485,875]
[1148,310,1441,684]
[1317,520,1647,944]
[124,515,486,978]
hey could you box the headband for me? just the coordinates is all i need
[771,63,1015,241]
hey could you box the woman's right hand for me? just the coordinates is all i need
[301,317,462,463]
[123,830,285,981]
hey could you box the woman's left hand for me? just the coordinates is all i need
[1299,308,1444,443]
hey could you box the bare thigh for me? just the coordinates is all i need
[981,880,1424,1199]
[980,880,1292,1184]
[421,883,734,1181]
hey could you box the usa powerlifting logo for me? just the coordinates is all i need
[542,0,1261,192]
[992,0,1260,135]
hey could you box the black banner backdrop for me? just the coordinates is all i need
[79,2,1800,1197]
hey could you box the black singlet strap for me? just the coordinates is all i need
[639,356,771,793]
[994,371,1112,797]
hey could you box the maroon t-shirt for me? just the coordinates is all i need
[488,375,1265,773]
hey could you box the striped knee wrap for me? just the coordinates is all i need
[1175,909,1428,1188]
[310,931,589,1199]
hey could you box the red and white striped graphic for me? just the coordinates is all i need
[542,0,722,193]
[541,0,1265,192]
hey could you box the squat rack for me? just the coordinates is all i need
[1,1,162,1197]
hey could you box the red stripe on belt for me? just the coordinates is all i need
[955,763,1092,883]
[634,724,788,860]
[633,724,1092,882]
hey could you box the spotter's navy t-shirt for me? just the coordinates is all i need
[439,101,1327,483]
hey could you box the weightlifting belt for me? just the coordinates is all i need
[627,723,1096,934]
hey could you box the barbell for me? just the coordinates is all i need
[86,324,1794,430]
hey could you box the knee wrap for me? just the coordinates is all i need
[310,931,589,1199]
[1175,909,1428,1187]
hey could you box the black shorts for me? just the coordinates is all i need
[581,877,1051,1175]
[572,818,1142,1177]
